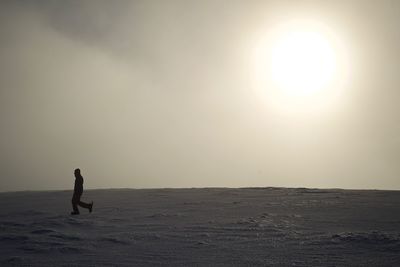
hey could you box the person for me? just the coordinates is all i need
[71,168,93,215]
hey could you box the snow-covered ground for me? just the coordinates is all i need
[1,188,400,266]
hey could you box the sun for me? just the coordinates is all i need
[253,19,349,114]
[270,30,336,96]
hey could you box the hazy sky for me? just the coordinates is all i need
[1,0,400,191]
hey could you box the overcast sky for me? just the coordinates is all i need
[1,0,400,191]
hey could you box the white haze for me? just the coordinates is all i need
[1,0,400,191]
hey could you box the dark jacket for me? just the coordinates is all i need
[74,174,84,195]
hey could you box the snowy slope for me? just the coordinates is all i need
[1,188,400,266]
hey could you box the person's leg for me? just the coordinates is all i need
[71,195,80,214]
[78,200,91,209]
[77,194,93,212]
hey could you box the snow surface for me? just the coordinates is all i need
[1,188,400,266]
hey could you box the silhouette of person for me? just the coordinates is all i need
[71,168,93,215]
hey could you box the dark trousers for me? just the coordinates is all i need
[72,193,91,213]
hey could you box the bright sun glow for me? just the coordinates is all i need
[270,30,336,96]
[253,19,350,115]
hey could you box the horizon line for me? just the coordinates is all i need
[1,186,399,194]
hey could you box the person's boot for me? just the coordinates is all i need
[71,211,80,215]
[89,201,94,213]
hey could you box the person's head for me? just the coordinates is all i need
[74,168,81,176]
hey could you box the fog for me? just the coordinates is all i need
[1,0,400,191]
